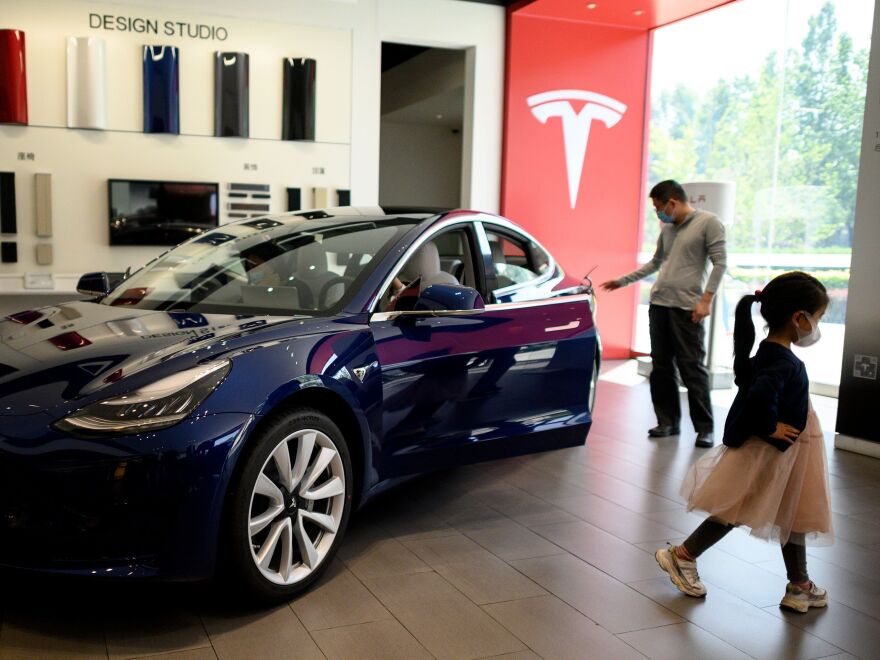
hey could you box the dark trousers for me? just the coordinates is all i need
[682,518,809,583]
[648,304,714,433]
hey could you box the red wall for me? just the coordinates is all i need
[501,14,650,359]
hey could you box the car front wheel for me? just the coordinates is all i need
[226,408,352,601]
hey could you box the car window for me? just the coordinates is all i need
[485,228,549,291]
[378,226,477,312]
[101,218,417,315]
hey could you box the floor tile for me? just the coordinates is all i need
[806,537,880,580]
[131,650,218,660]
[548,494,684,543]
[202,605,322,660]
[0,617,107,659]
[628,577,841,659]
[511,554,683,633]
[338,536,433,580]
[484,595,644,660]
[689,549,787,608]
[531,519,662,582]
[619,622,752,660]
[640,508,707,536]
[363,572,525,659]
[402,533,491,565]
[290,560,391,631]
[764,598,880,660]
[311,619,432,659]
[433,553,548,604]
[105,611,211,660]
[829,512,880,546]
[459,518,566,561]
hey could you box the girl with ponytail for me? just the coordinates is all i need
[654,271,833,613]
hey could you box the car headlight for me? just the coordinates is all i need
[55,360,231,435]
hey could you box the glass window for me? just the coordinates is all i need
[640,0,872,390]
[378,226,476,312]
[485,228,549,291]
[101,217,417,315]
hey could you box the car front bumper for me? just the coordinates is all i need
[0,411,254,580]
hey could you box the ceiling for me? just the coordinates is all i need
[513,0,737,29]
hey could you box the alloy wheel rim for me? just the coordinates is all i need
[247,428,345,585]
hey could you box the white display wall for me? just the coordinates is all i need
[0,0,506,292]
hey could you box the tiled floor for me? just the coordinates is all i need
[2,360,880,659]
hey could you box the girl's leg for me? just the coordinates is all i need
[680,517,735,559]
[656,517,733,597]
[779,533,828,612]
[781,533,808,584]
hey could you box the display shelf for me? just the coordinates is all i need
[0,121,349,146]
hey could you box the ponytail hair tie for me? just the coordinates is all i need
[754,289,762,300]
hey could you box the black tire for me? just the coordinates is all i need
[224,408,353,602]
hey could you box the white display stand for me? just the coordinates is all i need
[686,180,736,389]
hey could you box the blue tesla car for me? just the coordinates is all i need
[0,207,599,600]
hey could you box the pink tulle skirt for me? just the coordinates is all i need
[681,402,833,546]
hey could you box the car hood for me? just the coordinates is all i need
[0,300,312,416]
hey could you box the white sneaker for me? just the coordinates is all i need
[780,582,828,613]
[654,546,707,597]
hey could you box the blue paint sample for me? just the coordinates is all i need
[143,46,180,134]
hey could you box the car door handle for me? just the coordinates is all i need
[545,320,580,332]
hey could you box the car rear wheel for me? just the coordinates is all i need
[226,408,352,601]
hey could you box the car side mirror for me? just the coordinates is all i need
[77,272,126,297]
[414,284,485,312]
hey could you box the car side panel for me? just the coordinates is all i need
[370,297,595,480]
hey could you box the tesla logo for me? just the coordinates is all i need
[528,90,627,209]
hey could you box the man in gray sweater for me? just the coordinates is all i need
[601,180,727,448]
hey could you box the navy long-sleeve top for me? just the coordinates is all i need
[722,341,809,452]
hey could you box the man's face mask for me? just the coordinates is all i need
[794,311,821,347]
[656,201,675,224]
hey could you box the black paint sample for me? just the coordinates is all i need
[282,58,316,141]
[214,52,249,138]
[337,189,350,206]
[286,187,301,212]
[1,241,17,263]
[0,172,16,233]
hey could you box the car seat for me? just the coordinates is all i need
[400,242,459,288]
[294,241,338,309]
[490,241,514,289]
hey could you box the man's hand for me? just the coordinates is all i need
[600,279,623,292]
[768,422,801,444]
[691,292,714,323]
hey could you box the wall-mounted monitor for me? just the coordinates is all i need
[108,179,218,246]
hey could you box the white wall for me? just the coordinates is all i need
[379,122,462,207]
[835,0,880,454]
[0,0,505,293]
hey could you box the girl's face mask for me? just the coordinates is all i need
[794,311,821,347]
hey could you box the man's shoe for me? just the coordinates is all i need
[648,425,680,437]
[695,431,715,448]
[654,546,707,597]
[780,582,827,613]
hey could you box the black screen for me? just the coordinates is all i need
[109,179,219,246]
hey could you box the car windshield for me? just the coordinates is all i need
[101,216,418,315]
